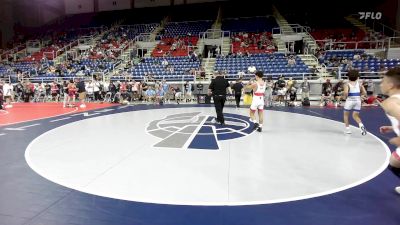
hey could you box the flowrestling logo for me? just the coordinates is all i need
[359,12,382,20]
[146,112,255,150]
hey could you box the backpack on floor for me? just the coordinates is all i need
[302,97,310,106]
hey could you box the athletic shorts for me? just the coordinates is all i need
[344,100,361,111]
[79,92,86,100]
[68,91,76,97]
[250,95,264,110]
[277,89,286,96]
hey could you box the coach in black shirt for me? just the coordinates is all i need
[232,78,244,108]
[208,73,230,125]
[76,78,86,107]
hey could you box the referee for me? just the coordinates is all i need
[208,72,230,125]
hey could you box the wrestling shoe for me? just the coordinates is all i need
[360,125,367,136]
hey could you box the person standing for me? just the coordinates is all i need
[232,78,244,108]
[2,81,13,108]
[333,79,344,107]
[246,71,266,132]
[184,81,192,102]
[366,79,375,96]
[300,77,310,101]
[378,68,400,194]
[77,78,86,108]
[343,70,367,135]
[208,73,230,125]
[264,76,274,107]
[51,81,60,102]
[320,79,333,106]
[65,80,77,108]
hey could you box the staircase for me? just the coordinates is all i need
[196,38,205,56]
[203,57,216,77]
[271,6,317,54]
[345,16,374,34]
[120,40,135,61]
[143,18,167,57]
[302,33,318,54]
[143,42,159,58]
[272,5,295,35]
[273,38,286,53]
[221,37,231,55]
[53,25,117,64]
[272,6,293,52]
[298,54,330,78]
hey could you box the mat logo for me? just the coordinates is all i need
[359,12,382,20]
[146,112,254,150]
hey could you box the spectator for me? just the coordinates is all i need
[184,81,193,102]
[366,79,375,96]
[145,86,156,102]
[76,78,86,108]
[320,79,333,106]
[333,80,344,107]
[232,78,244,108]
[265,76,274,107]
[287,56,296,67]
[288,86,297,106]
[286,77,295,89]
[237,70,245,79]
[300,78,311,101]
[275,75,286,106]
[161,58,168,67]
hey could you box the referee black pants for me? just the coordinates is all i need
[213,95,226,124]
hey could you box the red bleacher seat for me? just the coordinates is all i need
[152,36,199,57]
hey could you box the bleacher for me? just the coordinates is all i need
[152,36,199,57]
[319,50,400,72]
[122,24,159,40]
[14,62,38,73]
[29,59,119,82]
[231,32,276,54]
[320,50,365,62]
[0,65,9,78]
[351,58,400,72]
[214,53,310,80]
[162,21,213,37]
[128,56,200,81]
[222,17,278,33]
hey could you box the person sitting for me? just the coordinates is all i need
[333,80,344,107]
[287,56,296,67]
[287,86,297,107]
[275,75,286,106]
[320,79,333,106]
[156,87,165,104]
[145,86,156,102]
